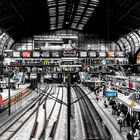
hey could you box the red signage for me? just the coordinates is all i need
[22,51,30,57]
[63,50,77,57]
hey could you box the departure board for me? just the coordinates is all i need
[99,52,106,57]
[41,52,50,57]
[80,51,87,57]
[33,52,40,57]
[52,52,59,57]
[13,52,20,57]
[89,52,96,57]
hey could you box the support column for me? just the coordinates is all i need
[8,73,11,115]
[63,74,66,83]
[67,74,71,140]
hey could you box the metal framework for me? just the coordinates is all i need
[0,0,140,53]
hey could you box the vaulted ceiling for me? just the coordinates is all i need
[0,0,140,41]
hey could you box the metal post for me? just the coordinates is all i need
[67,74,71,140]
[8,73,11,115]
[128,68,130,95]
[37,79,38,94]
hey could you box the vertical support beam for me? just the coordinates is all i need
[8,73,11,115]
[37,78,38,94]
[67,74,71,140]
[63,74,66,83]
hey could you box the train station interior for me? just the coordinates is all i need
[1,0,140,140]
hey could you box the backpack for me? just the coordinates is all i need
[118,119,122,124]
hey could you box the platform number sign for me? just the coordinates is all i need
[130,101,135,107]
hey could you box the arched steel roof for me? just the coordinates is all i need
[0,0,140,41]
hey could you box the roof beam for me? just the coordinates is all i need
[110,1,140,28]
[69,0,79,27]
[76,0,90,28]
[117,24,135,32]
[63,0,75,28]
[8,1,29,29]
[0,15,15,23]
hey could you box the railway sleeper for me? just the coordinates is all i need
[31,122,38,138]
[49,121,58,138]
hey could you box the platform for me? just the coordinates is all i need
[1,84,30,100]
[80,85,140,140]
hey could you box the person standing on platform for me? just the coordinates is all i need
[0,88,3,110]
[126,111,131,127]
[104,100,108,108]
[96,95,99,102]
[133,120,140,137]
[126,130,134,140]
[112,103,117,115]
[119,112,125,126]
[117,117,123,133]
[131,116,136,131]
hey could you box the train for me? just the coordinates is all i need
[0,87,33,112]
[104,75,140,120]
[104,75,140,92]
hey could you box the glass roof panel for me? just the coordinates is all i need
[70,0,99,29]
[47,0,54,2]
[71,23,77,28]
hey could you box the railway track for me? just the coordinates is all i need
[73,85,111,140]
[43,85,64,140]
[31,84,59,139]
[0,84,49,129]
[0,84,66,140]
[49,86,64,140]
[0,84,52,140]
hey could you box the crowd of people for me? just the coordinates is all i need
[104,98,140,140]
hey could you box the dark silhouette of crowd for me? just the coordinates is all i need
[107,98,140,139]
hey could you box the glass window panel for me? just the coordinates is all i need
[87,7,94,11]
[71,23,77,28]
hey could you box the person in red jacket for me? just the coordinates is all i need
[0,94,3,109]
[129,81,133,89]
[0,88,4,110]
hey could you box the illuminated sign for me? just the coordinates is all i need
[105,92,117,97]
[107,51,115,57]
[34,35,78,40]
[59,65,81,68]
[136,52,140,64]
[22,51,30,57]
[89,52,96,57]
[80,51,87,57]
[33,52,40,57]
[13,52,20,57]
[99,52,106,57]
[130,101,135,107]
[43,59,50,65]
[42,52,50,57]
[63,50,77,57]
